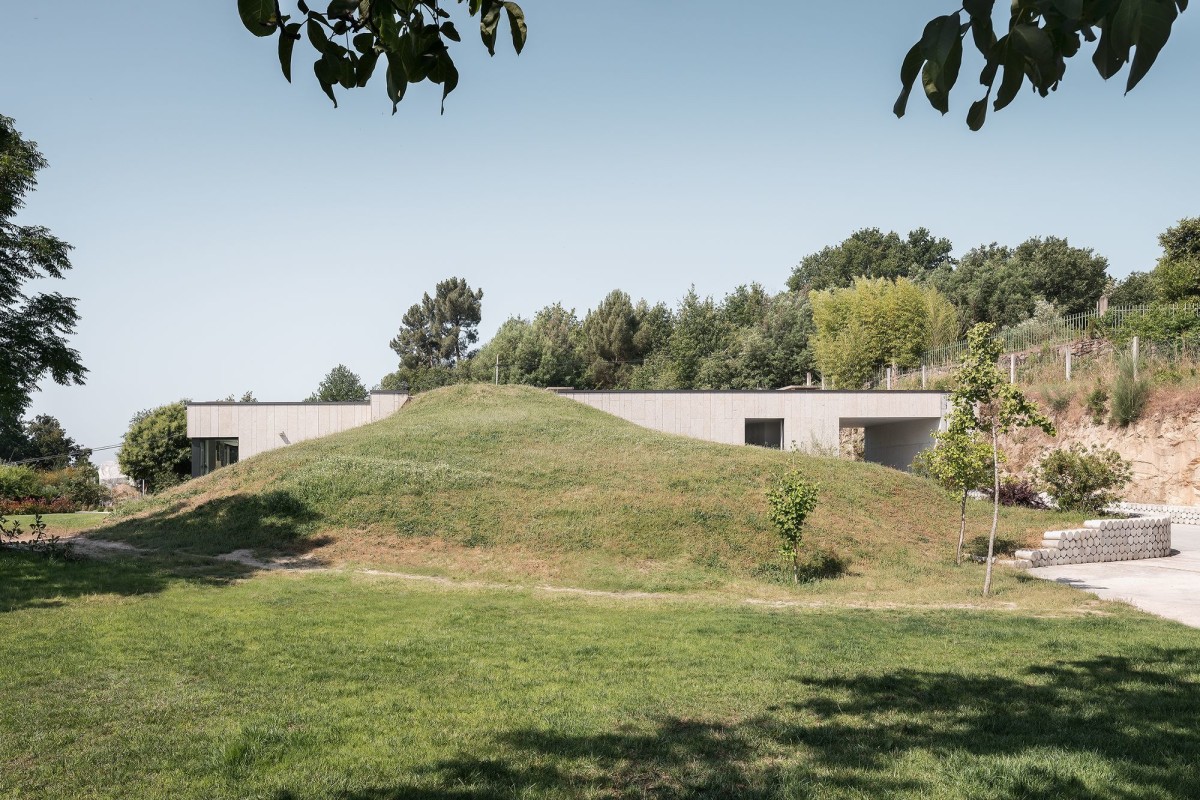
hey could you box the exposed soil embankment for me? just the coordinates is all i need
[1004,389,1200,505]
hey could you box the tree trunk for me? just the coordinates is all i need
[983,426,1000,596]
[792,547,800,584]
[956,489,968,566]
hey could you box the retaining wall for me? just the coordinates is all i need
[1114,502,1200,526]
[1013,514,1172,568]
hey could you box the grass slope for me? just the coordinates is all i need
[100,385,1083,600]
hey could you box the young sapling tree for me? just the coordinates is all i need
[766,470,820,584]
[950,323,1055,596]
[916,412,995,565]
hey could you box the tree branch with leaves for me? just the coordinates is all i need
[238,0,526,112]
[896,0,1188,129]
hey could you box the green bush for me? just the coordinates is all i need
[0,464,108,511]
[1110,357,1150,427]
[1036,444,1133,513]
[1042,385,1072,414]
[766,470,820,584]
[0,465,43,501]
[1085,384,1108,425]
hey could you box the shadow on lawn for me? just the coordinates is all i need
[324,652,1200,799]
[2,491,323,613]
[99,491,330,558]
[0,550,253,613]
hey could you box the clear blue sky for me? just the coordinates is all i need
[6,1,1198,456]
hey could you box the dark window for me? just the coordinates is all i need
[745,419,783,449]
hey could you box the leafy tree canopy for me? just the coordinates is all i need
[307,364,368,402]
[930,236,1108,327]
[1,116,86,454]
[897,0,1189,130]
[238,0,526,112]
[1151,217,1200,301]
[811,277,959,388]
[788,228,954,293]
[390,277,484,369]
[118,402,191,494]
[20,415,90,471]
[1108,270,1156,306]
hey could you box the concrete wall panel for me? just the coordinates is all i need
[187,393,410,468]
[561,390,946,471]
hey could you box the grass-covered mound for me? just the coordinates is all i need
[100,385,1082,598]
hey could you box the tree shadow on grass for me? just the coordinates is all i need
[0,549,253,613]
[326,651,1200,799]
[966,532,1026,558]
[97,491,330,558]
[2,491,325,613]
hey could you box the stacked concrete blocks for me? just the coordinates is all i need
[1014,514,1171,569]
[1115,502,1200,526]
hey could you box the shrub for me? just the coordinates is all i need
[992,478,1047,509]
[766,470,820,584]
[0,466,44,501]
[1042,385,1072,414]
[1085,384,1108,425]
[1036,444,1133,513]
[1110,356,1150,427]
[0,497,78,515]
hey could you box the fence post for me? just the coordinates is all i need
[1065,348,1072,382]
[921,364,927,389]
[806,371,812,387]
[886,366,893,390]
[1009,354,1016,384]
[1132,336,1139,380]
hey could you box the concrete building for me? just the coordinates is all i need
[187,387,949,476]
[557,389,950,470]
[186,391,409,477]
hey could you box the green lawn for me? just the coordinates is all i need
[3,551,1199,799]
[5,512,111,535]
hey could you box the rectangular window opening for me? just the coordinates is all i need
[745,418,784,449]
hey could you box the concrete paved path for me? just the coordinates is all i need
[1030,523,1200,628]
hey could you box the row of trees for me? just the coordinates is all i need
[379,221,1171,393]
[380,282,819,393]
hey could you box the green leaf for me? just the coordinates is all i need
[327,0,358,18]
[313,58,339,107]
[962,0,993,17]
[356,49,380,87]
[353,32,374,54]
[480,0,502,56]
[1011,23,1055,87]
[440,20,462,42]
[503,2,527,54]
[278,23,301,82]
[298,0,310,13]
[334,51,356,89]
[893,43,923,118]
[916,13,963,114]
[920,14,961,67]
[993,44,1026,110]
[238,0,277,36]
[307,18,330,55]
[1048,0,1084,19]
[385,53,407,114]
[1125,0,1179,91]
[966,95,989,130]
